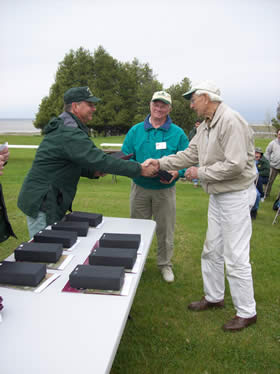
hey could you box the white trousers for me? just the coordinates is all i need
[201,184,256,318]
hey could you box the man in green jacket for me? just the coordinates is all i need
[18,86,156,238]
[188,119,201,142]
[255,147,270,201]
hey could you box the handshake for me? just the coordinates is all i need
[140,159,160,177]
[140,158,197,182]
[140,159,179,184]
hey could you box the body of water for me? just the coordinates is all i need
[0,119,40,133]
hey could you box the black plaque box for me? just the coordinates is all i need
[110,151,133,160]
[99,233,141,250]
[34,229,77,248]
[89,247,137,269]
[69,264,125,291]
[52,221,89,237]
[157,169,173,182]
[0,261,46,287]
[65,211,103,227]
[14,242,63,263]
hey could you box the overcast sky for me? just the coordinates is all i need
[0,0,279,124]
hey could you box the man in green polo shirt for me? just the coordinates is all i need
[18,86,156,238]
[122,91,189,283]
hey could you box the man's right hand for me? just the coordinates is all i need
[143,158,160,170]
[0,146,9,160]
[0,148,9,175]
[140,162,158,177]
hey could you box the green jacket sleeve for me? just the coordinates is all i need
[62,127,141,178]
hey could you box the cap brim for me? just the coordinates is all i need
[85,96,101,103]
[182,88,196,100]
[152,98,171,105]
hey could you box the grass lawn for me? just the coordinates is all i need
[0,135,279,374]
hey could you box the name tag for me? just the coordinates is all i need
[156,142,167,150]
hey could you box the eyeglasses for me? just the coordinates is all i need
[190,96,199,104]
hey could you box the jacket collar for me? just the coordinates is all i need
[144,114,172,131]
[61,111,90,136]
[207,102,226,128]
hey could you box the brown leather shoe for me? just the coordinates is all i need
[222,315,257,332]
[188,296,225,311]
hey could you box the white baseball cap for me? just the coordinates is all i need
[151,91,172,105]
[183,80,222,101]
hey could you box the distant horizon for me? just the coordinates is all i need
[0,110,274,125]
[0,117,274,126]
[0,118,35,120]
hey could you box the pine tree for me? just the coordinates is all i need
[167,78,197,133]
[33,46,193,136]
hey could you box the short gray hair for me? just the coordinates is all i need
[64,103,73,111]
[195,90,222,102]
[64,101,84,111]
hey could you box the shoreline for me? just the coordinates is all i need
[0,132,41,135]
[0,118,40,134]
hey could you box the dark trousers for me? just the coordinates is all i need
[256,175,269,198]
[265,168,280,198]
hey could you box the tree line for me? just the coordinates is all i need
[33,46,198,136]
[272,102,280,130]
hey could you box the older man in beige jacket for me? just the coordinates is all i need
[144,81,257,332]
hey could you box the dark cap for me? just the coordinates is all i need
[64,86,101,104]
[255,147,263,154]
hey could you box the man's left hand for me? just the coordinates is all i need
[159,170,179,184]
[185,166,198,181]
[93,171,107,177]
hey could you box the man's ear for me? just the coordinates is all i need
[71,102,79,115]
[202,94,209,105]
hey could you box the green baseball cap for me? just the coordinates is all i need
[64,86,101,104]
[255,147,263,154]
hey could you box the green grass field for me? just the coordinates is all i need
[0,135,279,374]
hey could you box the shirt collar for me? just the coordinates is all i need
[144,114,172,131]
